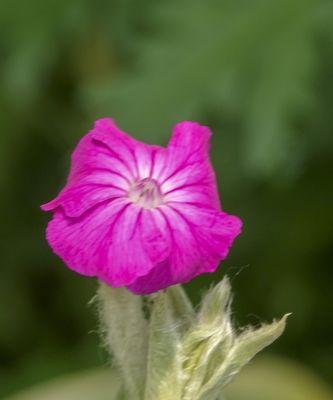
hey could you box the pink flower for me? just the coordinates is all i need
[42,118,242,294]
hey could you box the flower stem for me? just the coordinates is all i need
[97,283,148,400]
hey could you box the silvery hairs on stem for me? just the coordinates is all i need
[97,276,289,400]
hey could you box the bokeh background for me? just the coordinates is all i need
[1,0,332,398]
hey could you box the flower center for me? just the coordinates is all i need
[128,178,163,209]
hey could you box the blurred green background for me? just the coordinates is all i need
[0,0,332,398]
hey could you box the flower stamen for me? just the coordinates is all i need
[128,178,164,209]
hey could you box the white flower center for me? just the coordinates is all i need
[128,178,163,208]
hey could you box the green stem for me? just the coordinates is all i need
[97,283,148,400]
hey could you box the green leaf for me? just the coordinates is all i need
[197,314,290,400]
[198,277,232,327]
[181,278,234,399]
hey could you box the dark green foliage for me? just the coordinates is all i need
[0,0,332,397]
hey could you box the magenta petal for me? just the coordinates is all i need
[127,259,174,294]
[127,204,242,294]
[46,199,157,286]
[45,198,130,277]
[97,205,156,286]
[42,118,243,294]
[42,118,163,217]
[41,174,127,217]
[89,118,139,179]
[160,121,220,210]
[68,119,136,185]
[139,208,171,264]
[41,119,136,217]
[90,118,163,181]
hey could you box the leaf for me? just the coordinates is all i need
[198,277,233,327]
[181,278,234,400]
[197,314,290,400]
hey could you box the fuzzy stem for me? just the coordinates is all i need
[97,283,148,400]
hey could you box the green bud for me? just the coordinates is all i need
[197,314,290,400]
[98,278,289,400]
